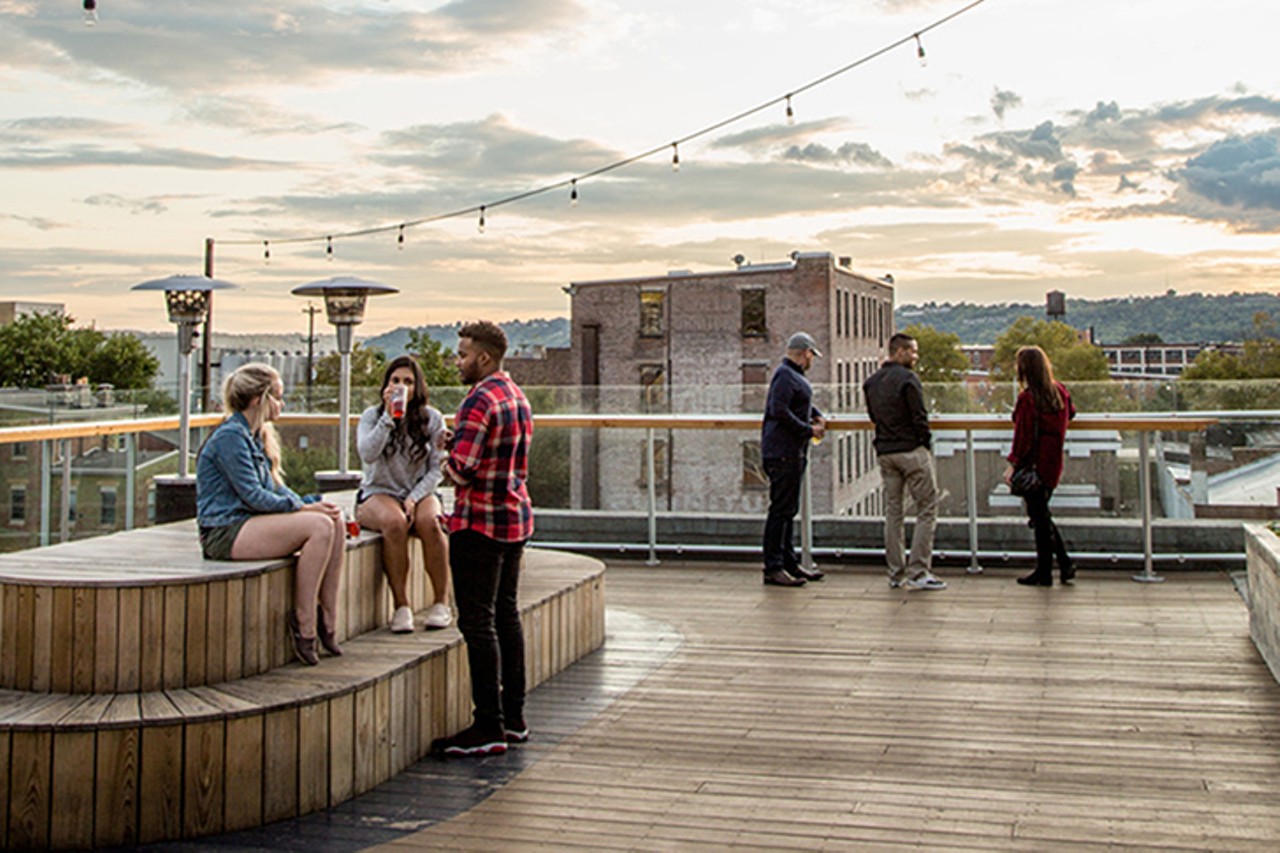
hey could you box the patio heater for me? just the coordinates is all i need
[290,276,398,492]
[132,274,237,521]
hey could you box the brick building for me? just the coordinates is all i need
[565,251,894,515]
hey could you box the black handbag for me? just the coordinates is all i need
[1009,410,1041,497]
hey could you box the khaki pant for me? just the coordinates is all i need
[878,445,939,583]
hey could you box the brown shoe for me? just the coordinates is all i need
[287,610,320,666]
[316,605,343,656]
[763,569,806,587]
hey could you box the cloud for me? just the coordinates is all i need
[782,141,893,169]
[991,88,1022,121]
[1175,132,1280,211]
[0,144,289,171]
[82,193,200,216]
[1,0,587,93]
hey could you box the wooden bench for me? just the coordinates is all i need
[0,523,605,848]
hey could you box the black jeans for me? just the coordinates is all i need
[449,529,527,731]
[762,456,806,574]
[1023,486,1071,575]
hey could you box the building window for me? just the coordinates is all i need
[740,289,767,337]
[100,487,117,527]
[298,434,309,450]
[68,487,78,524]
[639,290,665,337]
[9,486,25,525]
[147,484,156,523]
[11,442,28,461]
[742,441,768,490]
[741,363,769,386]
[640,364,666,412]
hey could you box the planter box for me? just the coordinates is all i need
[1245,523,1280,683]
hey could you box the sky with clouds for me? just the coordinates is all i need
[2,0,1278,334]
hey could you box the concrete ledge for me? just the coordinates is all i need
[1245,524,1280,684]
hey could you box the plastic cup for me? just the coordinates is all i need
[390,385,407,419]
[346,519,360,538]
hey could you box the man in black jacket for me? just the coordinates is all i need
[760,332,827,587]
[863,333,946,591]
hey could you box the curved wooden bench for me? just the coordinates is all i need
[0,525,606,849]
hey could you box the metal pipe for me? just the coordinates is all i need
[178,346,192,478]
[125,432,136,531]
[1133,430,1165,583]
[60,439,71,543]
[645,427,659,566]
[964,429,983,574]
[338,349,351,474]
[39,439,51,547]
[800,457,814,570]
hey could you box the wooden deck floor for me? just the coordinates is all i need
[381,562,1280,851]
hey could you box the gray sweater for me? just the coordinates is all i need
[356,404,445,503]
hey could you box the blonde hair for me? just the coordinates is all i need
[222,363,286,485]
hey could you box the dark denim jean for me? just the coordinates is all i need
[449,529,527,730]
[762,455,806,574]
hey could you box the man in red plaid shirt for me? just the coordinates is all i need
[434,320,534,757]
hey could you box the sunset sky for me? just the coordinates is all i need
[2,0,1278,335]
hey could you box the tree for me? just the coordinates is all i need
[0,313,159,389]
[902,323,968,383]
[1179,311,1280,409]
[313,343,387,390]
[407,330,461,388]
[1122,332,1164,345]
[991,317,1109,382]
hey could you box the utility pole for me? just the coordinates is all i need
[303,302,320,410]
[201,237,215,412]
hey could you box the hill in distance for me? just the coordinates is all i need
[897,291,1280,345]
[362,317,569,356]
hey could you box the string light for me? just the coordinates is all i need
[213,0,987,259]
[263,240,270,264]
[82,0,98,26]
[397,224,405,250]
[326,235,333,260]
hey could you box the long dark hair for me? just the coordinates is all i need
[1015,346,1064,413]
[379,355,432,463]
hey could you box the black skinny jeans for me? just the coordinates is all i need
[449,529,527,731]
[1023,486,1071,575]
[762,456,806,574]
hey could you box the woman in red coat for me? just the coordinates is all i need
[1003,346,1077,586]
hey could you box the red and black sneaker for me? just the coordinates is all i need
[435,724,507,757]
[504,718,530,744]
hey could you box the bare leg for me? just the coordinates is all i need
[318,513,345,628]
[233,511,336,637]
[356,494,412,609]
[412,495,450,606]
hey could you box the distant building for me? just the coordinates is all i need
[564,251,893,515]
[137,332,337,404]
[0,301,64,326]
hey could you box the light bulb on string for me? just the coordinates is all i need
[325,235,333,261]
[263,240,270,265]
[914,34,927,67]
[671,143,680,172]
[82,0,98,26]
[570,179,579,207]
[477,206,486,234]
[397,224,405,250]
[785,95,795,126]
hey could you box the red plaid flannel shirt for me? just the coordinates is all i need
[446,371,534,542]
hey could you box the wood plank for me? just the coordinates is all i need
[353,684,375,793]
[224,578,245,681]
[374,677,391,785]
[0,585,17,687]
[7,730,51,849]
[71,586,96,693]
[30,586,53,692]
[268,567,287,671]
[0,730,8,848]
[328,692,355,808]
[50,730,95,848]
[262,707,298,823]
[241,573,261,677]
[162,585,186,689]
[205,579,227,685]
[48,586,74,693]
[223,715,263,832]
[94,727,140,847]
[298,702,330,814]
[138,586,164,692]
[185,581,208,687]
[138,725,183,843]
[94,587,119,693]
[183,720,225,837]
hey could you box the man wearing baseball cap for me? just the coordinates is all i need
[759,331,827,586]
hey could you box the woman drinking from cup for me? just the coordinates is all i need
[355,355,452,632]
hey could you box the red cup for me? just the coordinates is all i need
[389,385,407,419]
[346,519,360,539]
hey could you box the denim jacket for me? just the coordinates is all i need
[196,411,305,528]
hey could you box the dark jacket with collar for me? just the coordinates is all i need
[863,360,931,455]
[761,358,823,460]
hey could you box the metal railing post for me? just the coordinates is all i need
[965,429,983,574]
[125,432,137,531]
[39,439,51,547]
[645,427,659,566]
[60,438,72,543]
[1133,430,1164,583]
[800,458,814,570]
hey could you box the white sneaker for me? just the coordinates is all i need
[390,605,415,633]
[424,602,453,630]
[905,573,948,591]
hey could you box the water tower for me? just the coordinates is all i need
[1046,290,1066,322]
